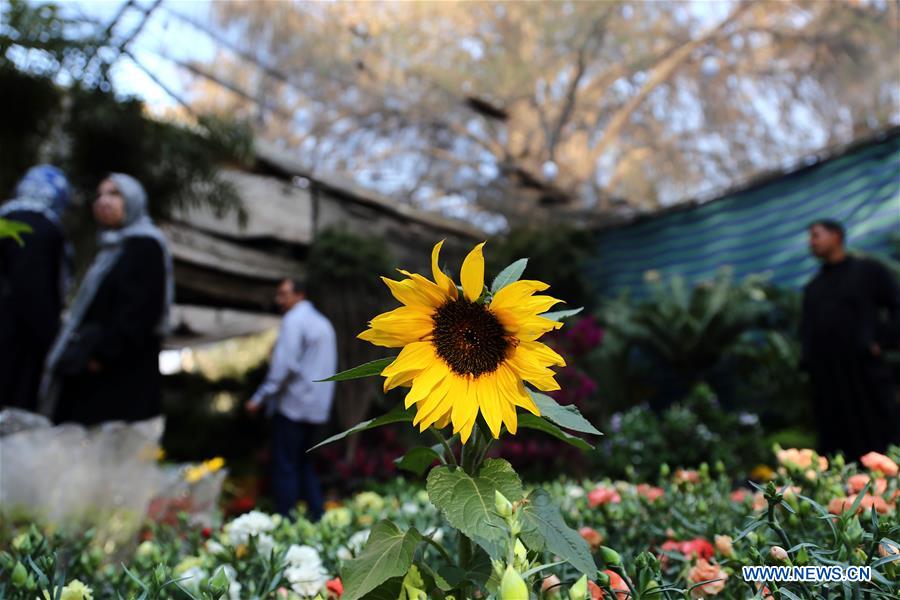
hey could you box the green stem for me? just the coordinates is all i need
[429,428,457,466]
[766,502,791,550]
[423,536,454,566]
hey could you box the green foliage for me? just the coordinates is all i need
[342,520,422,600]
[519,489,596,578]
[0,218,32,245]
[487,226,594,309]
[426,459,525,559]
[594,383,769,481]
[603,270,771,383]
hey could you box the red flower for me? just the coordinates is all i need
[579,527,604,548]
[201,527,212,539]
[588,486,622,507]
[681,538,715,561]
[326,578,343,598]
[592,570,629,599]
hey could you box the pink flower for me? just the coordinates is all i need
[588,486,622,507]
[688,559,728,597]
[730,489,748,503]
[848,474,888,495]
[714,535,734,558]
[593,570,630,600]
[580,526,604,548]
[860,452,899,477]
[674,469,700,484]
[636,484,664,502]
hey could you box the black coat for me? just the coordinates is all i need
[0,210,64,411]
[801,256,900,459]
[55,236,167,425]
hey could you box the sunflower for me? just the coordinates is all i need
[359,241,566,443]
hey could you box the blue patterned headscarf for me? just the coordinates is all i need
[2,165,72,225]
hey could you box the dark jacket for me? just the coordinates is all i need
[55,237,166,425]
[0,210,64,411]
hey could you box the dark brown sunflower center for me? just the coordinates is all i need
[432,299,511,377]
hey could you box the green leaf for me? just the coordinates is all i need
[341,520,422,600]
[540,307,583,321]
[518,413,594,451]
[491,258,528,293]
[317,356,396,382]
[426,459,524,559]
[520,489,597,578]
[528,390,602,436]
[0,218,32,246]
[395,446,442,476]
[363,577,404,600]
[310,406,413,451]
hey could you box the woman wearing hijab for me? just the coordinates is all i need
[0,165,72,411]
[40,173,173,425]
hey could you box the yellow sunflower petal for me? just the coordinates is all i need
[507,345,562,391]
[490,280,550,311]
[431,240,459,300]
[518,340,566,367]
[434,411,451,429]
[460,242,486,302]
[475,375,503,439]
[369,306,434,340]
[382,341,437,391]
[451,376,479,442]
[459,404,479,444]
[358,328,414,348]
[415,375,457,430]
[382,276,445,309]
[403,357,450,409]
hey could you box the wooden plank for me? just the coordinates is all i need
[169,169,314,244]
[161,221,302,280]
[167,304,280,347]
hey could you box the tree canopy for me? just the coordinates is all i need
[185,0,898,226]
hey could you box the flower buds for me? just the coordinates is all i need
[600,546,623,567]
[568,574,589,600]
[499,565,528,599]
[495,491,513,519]
[770,546,789,562]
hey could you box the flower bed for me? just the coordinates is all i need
[1,447,897,599]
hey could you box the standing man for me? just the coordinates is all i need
[802,219,900,460]
[246,278,336,521]
[0,165,71,412]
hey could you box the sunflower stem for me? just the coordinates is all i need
[429,428,457,466]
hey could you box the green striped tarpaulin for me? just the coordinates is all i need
[587,131,900,298]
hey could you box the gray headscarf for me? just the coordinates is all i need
[38,173,174,417]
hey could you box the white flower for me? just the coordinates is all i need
[179,567,206,591]
[223,566,242,600]
[206,540,226,555]
[284,564,328,597]
[285,545,322,568]
[401,501,418,515]
[336,529,370,562]
[224,511,276,555]
[566,485,585,499]
[283,545,328,597]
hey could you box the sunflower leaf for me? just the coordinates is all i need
[528,390,602,436]
[491,258,528,293]
[309,405,413,451]
[395,446,443,476]
[540,307,584,321]
[517,413,594,451]
[520,488,598,578]
[317,356,396,382]
[341,520,422,600]
[426,459,524,559]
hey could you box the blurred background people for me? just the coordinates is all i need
[245,278,337,520]
[40,173,173,425]
[0,165,72,412]
[802,219,900,459]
